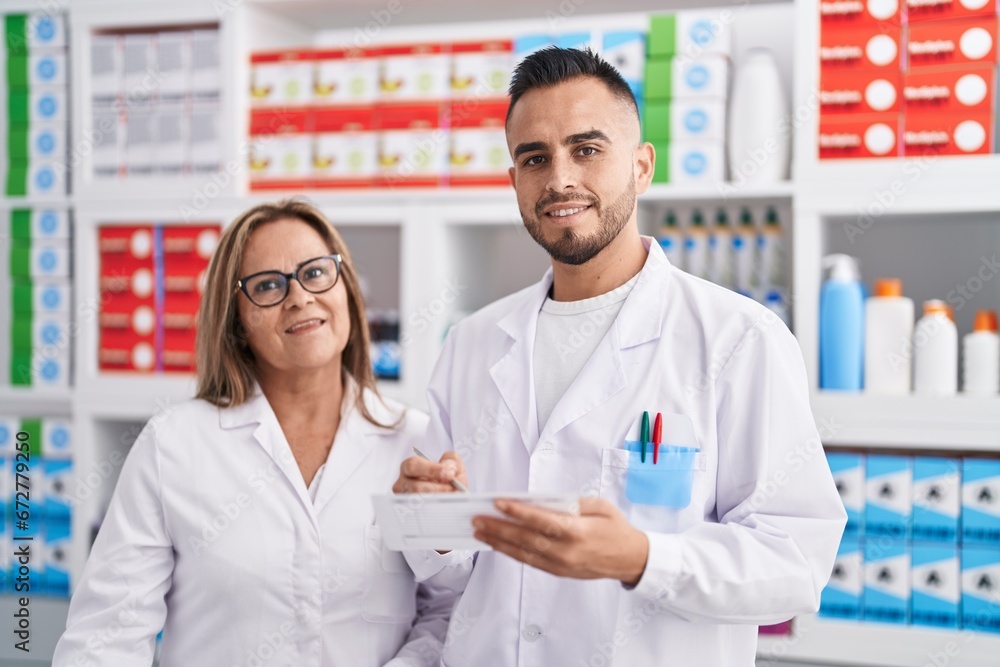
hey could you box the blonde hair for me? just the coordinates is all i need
[195,199,398,428]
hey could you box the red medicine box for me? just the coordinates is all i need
[821,68,903,113]
[820,0,904,29]
[908,17,999,68]
[907,0,997,24]
[903,108,994,154]
[903,63,996,112]
[819,112,902,158]
[820,25,903,70]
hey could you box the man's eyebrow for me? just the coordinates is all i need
[565,130,611,145]
[513,141,548,159]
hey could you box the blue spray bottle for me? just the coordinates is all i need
[820,254,865,391]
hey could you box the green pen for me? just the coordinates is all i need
[640,411,650,463]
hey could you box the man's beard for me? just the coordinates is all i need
[521,175,636,266]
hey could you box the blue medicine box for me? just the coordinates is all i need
[962,459,1000,546]
[866,455,913,538]
[961,545,1000,634]
[912,457,961,543]
[864,538,910,625]
[828,452,865,537]
[820,535,863,620]
[911,543,960,629]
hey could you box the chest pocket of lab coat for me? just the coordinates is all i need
[599,448,707,531]
[362,524,418,624]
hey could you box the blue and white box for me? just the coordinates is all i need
[669,141,724,184]
[820,535,863,619]
[44,524,72,598]
[961,545,1000,633]
[43,458,72,524]
[864,538,910,624]
[601,31,645,102]
[866,455,913,538]
[513,34,554,63]
[33,280,72,314]
[963,459,1000,546]
[556,31,594,51]
[828,452,865,537]
[913,457,961,543]
[27,13,67,50]
[42,419,72,459]
[911,543,960,628]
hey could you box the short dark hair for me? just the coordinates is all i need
[506,47,639,123]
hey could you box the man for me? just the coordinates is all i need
[395,47,846,667]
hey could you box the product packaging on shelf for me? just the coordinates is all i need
[379,44,451,102]
[377,103,447,187]
[820,535,864,619]
[450,40,513,100]
[820,0,904,28]
[819,112,902,158]
[313,47,380,106]
[829,452,867,536]
[312,106,379,188]
[911,543,961,628]
[646,55,730,100]
[864,538,911,624]
[820,25,903,71]
[649,11,733,58]
[907,0,998,22]
[961,544,1000,633]
[866,455,914,538]
[448,101,510,187]
[250,50,316,107]
[963,458,1000,545]
[913,457,962,542]
[821,68,903,114]
[908,17,999,68]
[903,109,994,155]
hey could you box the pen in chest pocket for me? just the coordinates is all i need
[653,412,662,465]
[640,411,649,463]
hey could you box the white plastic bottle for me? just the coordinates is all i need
[656,210,683,268]
[756,206,784,298]
[732,207,755,296]
[727,48,789,184]
[913,300,958,396]
[864,278,914,395]
[709,208,732,287]
[962,309,999,395]
[684,209,709,279]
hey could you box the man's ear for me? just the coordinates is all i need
[508,165,516,189]
[634,142,655,194]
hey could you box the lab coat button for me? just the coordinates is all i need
[522,625,542,642]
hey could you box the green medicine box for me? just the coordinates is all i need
[5,14,29,54]
[651,141,669,183]
[648,15,679,57]
[644,58,672,101]
[643,100,671,142]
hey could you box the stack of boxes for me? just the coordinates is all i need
[90,26,222,179]
[644,12,730,184]
[3,12,69,196]
[818,0,999,158]
[1,208,72,388]
[249,41,515,189]
[822,450,1000,633]
[98,223,219,374]
[0,416,73,597]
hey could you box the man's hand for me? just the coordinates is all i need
[392,451,468,494]
[472,497,650,586]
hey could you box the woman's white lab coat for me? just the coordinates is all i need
[53,381,464,667]
[409,237,848,667]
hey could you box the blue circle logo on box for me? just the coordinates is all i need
[51,427,69,449]
[43,286,62,309]
[683,152,707,176]
[38,95,58,118]
[684,110,708,133]
[686,65,710,90]
[37,58,57,80]
[40,211,58,234]
[37,168,55,189]
[40,249,58,272]
[42,323,62,346]
[37,132,57,155]
[690,20,715,47]
[37,18,56,41]
[42,360,59,381]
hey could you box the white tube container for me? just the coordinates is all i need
[709,208,732,287]
[913,300,958,396]
[864,278,914,395]
[732,208,756,296]
[727,48,789,184]
[962,310,999,395]
[684,209,709,279]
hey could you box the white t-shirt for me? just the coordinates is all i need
[533,274,639,430]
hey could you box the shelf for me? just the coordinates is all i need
[0,387,73,415]
[757,614,1000,667]
[0,196,73,207]
[643,181,794,203]
[812,393,1000,451]
[75,375,198,420]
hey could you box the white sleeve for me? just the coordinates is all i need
[382,568,470,667]
[631,314,847,624]
[52,421,174,666]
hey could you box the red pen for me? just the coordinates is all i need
[653,412,662,464]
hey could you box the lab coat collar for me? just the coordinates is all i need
[218,377,400,520]
[490,236,673,450]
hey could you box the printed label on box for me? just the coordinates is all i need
[820,26,902,70]
[819,112,901,158]
[820,535,864,619]
[313,48,380,105]
[961,545,1000,633]
[669,141,725,184]
[451,41,513,99]
[820,0,904,27]
[912,544,960,628]
[380,44,451,101]
[913,457,961,542]
[903,63,996,112]
[903,109,993,155]
[864,539,911,624]
[820,69,902,113]
[908,0,998,23]
[963,459,1000,545]
[250,51,315,106]
[908,17,998,67]
[829,452,866,536]
[866,455,913,537]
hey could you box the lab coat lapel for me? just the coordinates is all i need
[490,272,552,453]
[540,238,671,441]
[219,387,317,518]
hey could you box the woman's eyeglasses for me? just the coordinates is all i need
[236,254,342,307]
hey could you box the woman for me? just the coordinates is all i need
[53,200,466,666]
